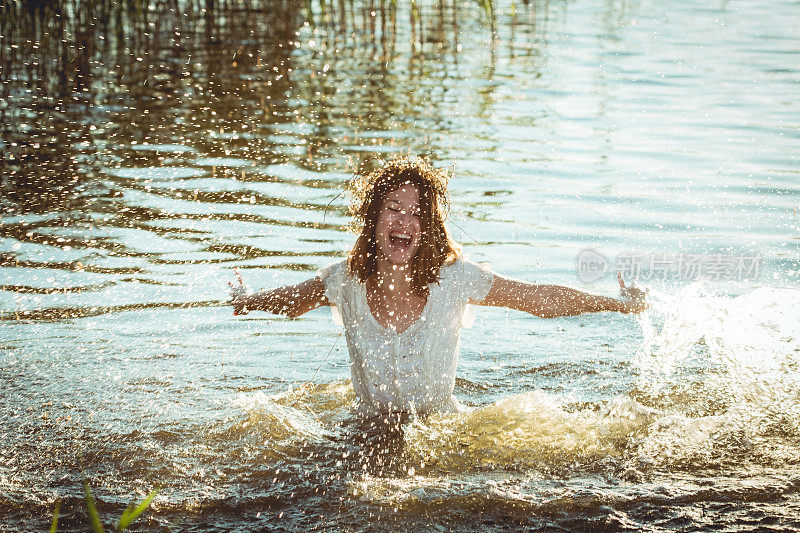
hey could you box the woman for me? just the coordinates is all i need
[229,157,646,418]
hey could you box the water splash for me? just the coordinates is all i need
[631,285,800,470]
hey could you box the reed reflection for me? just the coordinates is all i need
[0,0,526,215]
[0,0,549,329]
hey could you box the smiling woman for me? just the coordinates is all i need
[348,157,459,300]
[375,186,423,269]
[229,156,647,417]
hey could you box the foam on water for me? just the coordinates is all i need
[221,286,800,500]
[403,392,654,475]
[632,286,800,469]
[231,381,355,442]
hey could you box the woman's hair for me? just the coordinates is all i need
[347,156,460,297]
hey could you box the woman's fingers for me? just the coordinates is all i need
[229,269,252,297]
[618,272,632,297]
[228,269,252,316]
[613,272,647,313]
[617,273,647,311]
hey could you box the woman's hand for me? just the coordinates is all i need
[228,268,253,316]
[617,272,647,313]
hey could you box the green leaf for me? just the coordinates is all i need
[84,482,104,533]
[49,502,60,533]
[116,489,158,532]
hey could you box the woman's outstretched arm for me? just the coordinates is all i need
[229,270,329,318]
[475,272,646,318]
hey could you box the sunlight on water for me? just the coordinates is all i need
[2,0,800,529]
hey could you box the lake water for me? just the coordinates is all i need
[2,0,800,530]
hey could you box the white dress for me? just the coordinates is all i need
[317,256,494,417]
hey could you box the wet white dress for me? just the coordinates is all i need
[318,256,494,417]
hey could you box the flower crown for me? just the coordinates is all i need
[347,156,452,229]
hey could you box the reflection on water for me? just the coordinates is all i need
[2,0,800,530]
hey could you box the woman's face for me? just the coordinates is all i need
[374,184,422,267]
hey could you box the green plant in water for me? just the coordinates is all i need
[115,486,159,532]
[49,502,60,533]
[49,483,158,533]
[84,483,104,533]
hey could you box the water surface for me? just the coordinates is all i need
[1,0,799,530]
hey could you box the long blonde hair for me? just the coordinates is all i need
[347,157,460,297]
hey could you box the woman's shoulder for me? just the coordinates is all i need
[317,258,352,283]
[437,253,494,295]
[439,253,478,274]
[322,257,349,270]
[437,254,471,282]
[317,258,357,307]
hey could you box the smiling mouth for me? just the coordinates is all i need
[389,232,413,249]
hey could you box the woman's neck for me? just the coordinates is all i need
[372,258,414,296]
